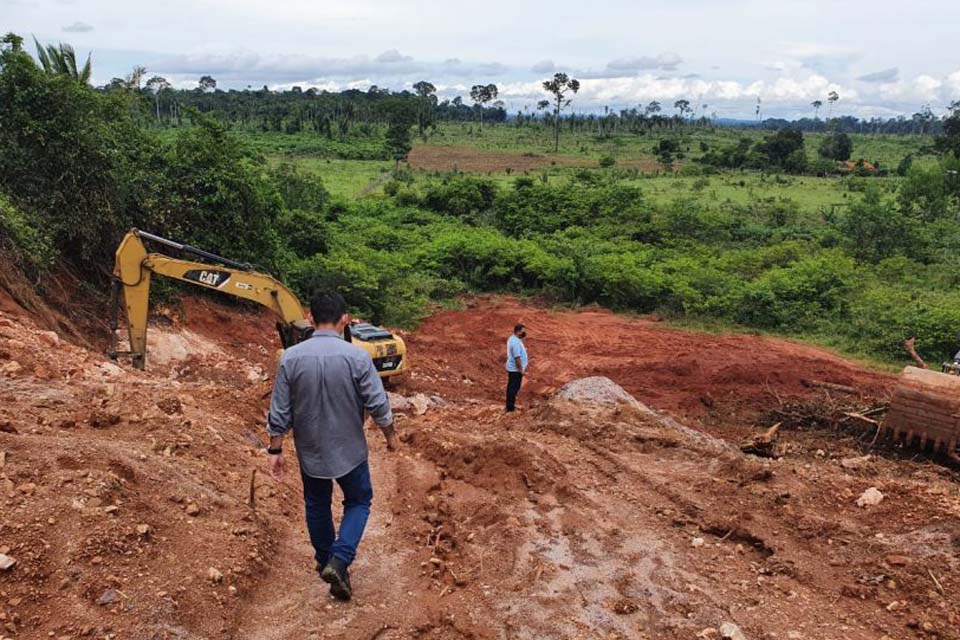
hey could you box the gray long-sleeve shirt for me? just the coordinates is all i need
[266,329,393,479]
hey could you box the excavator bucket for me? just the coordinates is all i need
[883,366,960,460]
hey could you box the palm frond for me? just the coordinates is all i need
[32,36,52,73]
[79,52,92,84]
[59,44,77,78]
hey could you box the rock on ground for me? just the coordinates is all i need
[556,376,641,408]
[720,622,747,640]
[856,487,884,507]
[387,392,412,412]
[555,377,737,456]
[0,554,15,571]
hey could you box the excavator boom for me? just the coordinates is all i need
[110,229,406,377]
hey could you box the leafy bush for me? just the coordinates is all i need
[421,176,497,218]
[0,193,54,273]
[733,251,855,330]
[268,162,330,212]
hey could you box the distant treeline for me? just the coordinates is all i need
[105,74,950,140]
[105,80,507,135]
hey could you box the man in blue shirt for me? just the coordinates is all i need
[505,323,529,412]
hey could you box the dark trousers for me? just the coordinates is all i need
[506,371,523,412]
[300,461,373,568]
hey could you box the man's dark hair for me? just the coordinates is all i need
[514,324,525,333]
[310,291,347,326]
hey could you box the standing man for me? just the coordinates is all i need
[265,291,397,602]
[505,323,529,412]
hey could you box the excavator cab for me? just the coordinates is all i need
[109,229,406,378]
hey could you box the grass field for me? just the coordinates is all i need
[270,157,393,199]
[421,122,935,169]
[243,123,933,213]
[240,122,930,210]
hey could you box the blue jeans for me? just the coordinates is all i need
[300,461,373,567]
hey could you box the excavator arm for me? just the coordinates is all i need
[111,229,312,369]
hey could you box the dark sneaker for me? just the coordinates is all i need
[321,556,352,601]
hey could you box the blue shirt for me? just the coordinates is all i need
[267,330,393,479]
[506,335,528,373]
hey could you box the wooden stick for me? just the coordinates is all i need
[843,412,880,426]
[248,469,257,509]
[928,569,946,596]
[803,379,859,395]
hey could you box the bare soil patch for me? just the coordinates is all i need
[407,145,664,173]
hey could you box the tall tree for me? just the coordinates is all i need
[145,75,171,121]
[412,80,437,136]
[542,72,580,152]
[384,100,416,166]
[198,75,217,92]
[935,101,960,157]
[127,65,147,90]
[827,91,839,118]
[811,100,823,120]
[32,37,91,83]
[673,99,691,120]
[469,83,498,133]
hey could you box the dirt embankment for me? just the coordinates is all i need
[402,297,893,424]
[1,294,958,640]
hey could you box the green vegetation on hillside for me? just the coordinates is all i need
[4,31,960,366]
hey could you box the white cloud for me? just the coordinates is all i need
[374,49,412,64]
[152,48,424,81]
[857,68,899,83]
[606,52,682,72]
[5,0,960,117]
[531,59,555,73]
[62,21,94,32]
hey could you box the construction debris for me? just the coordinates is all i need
[739,422,781,457]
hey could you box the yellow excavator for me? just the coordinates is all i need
[108,229,406,378]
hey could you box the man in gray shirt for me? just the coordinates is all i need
[266,291,396,601]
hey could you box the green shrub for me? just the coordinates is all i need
[734,251,855,330]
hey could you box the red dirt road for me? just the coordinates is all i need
[1,295,958,640]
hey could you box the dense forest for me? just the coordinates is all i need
[3,31,960,365]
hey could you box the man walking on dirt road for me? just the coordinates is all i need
[265,291,397,601]
[505,323,529,412]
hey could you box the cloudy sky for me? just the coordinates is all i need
[5,0,960,118]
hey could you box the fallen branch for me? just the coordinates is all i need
[803,379,859,395]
